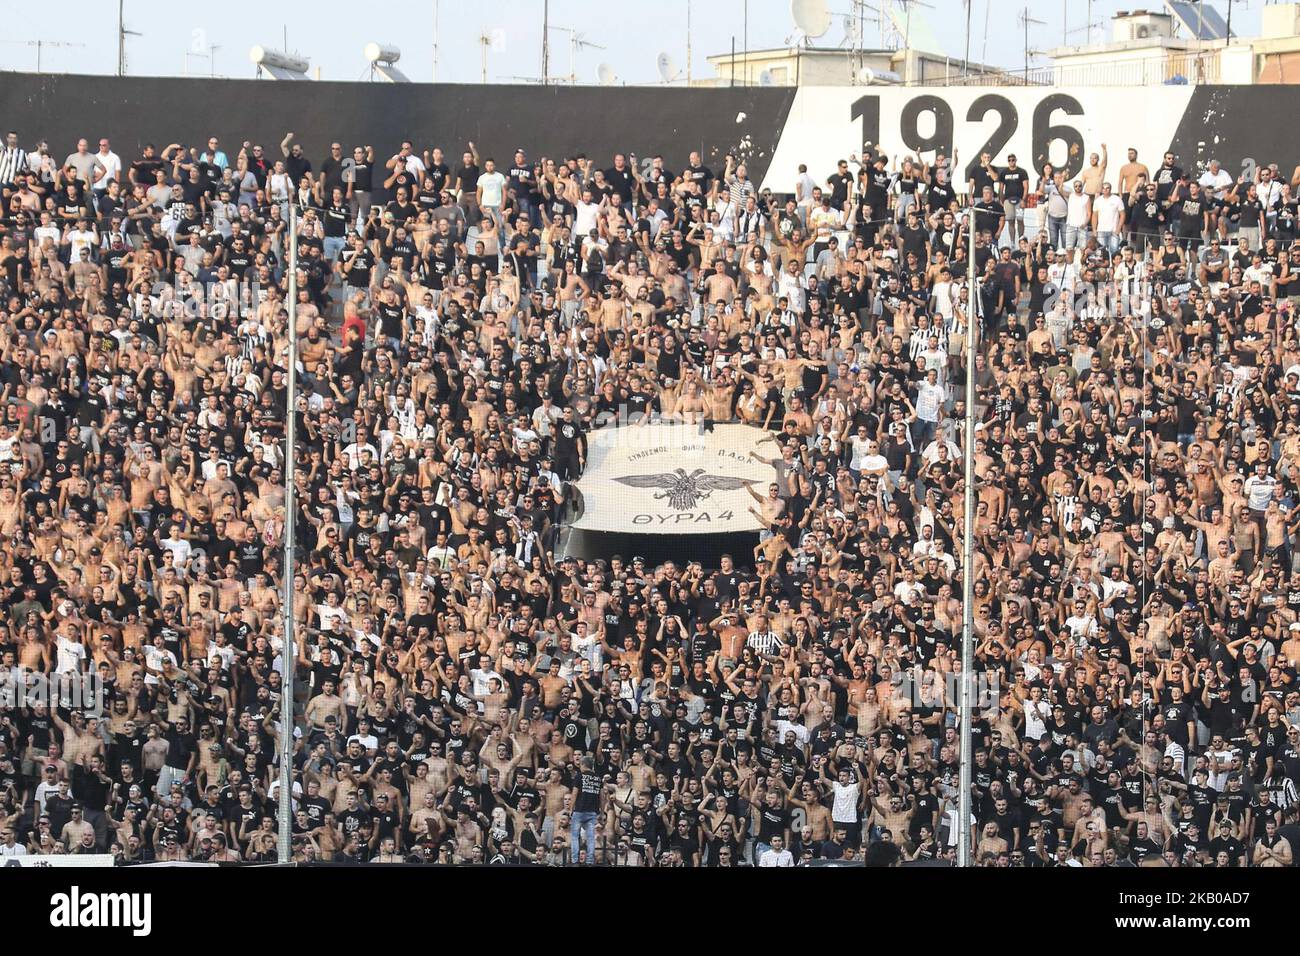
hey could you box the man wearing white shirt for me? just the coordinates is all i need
[912,525,941,561]
[469,655,503,696]
[1198,157,1233,235]
[1022,685,1051,741]
[476,157,508,229]
[777,259,806,314]
[1257,167,1283,231]
[920,436,961,465]
[341,440,378,471]
[54,630,86,676]
[33,770,63,815]
[913,368,945,449]
[143,634,177,686]
[1064,599,1100,644]
[794,164,817,208]
[92,138,122,193]
[573,189,601,236]
[757,834,794,867]
[1243,461,1278,516]
[1091,182,1125,254]
[0,826,27,856]
[345,721,379,756]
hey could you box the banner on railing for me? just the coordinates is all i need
[572,423,772,535]
[3,854,115,867]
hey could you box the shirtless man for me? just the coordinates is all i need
[1118,147,1150,200]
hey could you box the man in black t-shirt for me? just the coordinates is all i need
[999,154,1029,243]
[571,756,603,865]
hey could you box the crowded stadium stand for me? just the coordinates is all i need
[2,74,1300,870]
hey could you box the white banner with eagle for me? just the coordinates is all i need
[570,423,773,535]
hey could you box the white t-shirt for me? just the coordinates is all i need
[893,579,924,604]
[795,171,817,205]
[478,170,507,207]
[831,781,860,823]
[1244,474,1277,511]
[915,381,944,422]
[808,204,840,239]
[860,452,889,475]
[143,644,177,684]
[1023,698,1050,740]
[1198,168,1233,199]
[93,150,122,190]
[67,228,96,261]
[1093,194,1125,233]
[848,435,874,471]
[346,732,379,753]
[574,199,600,236]
[1065,613,1099,641]
[54,635,86,675]
[1066,191,1092,228]
[317,603,349,632]
[470,666,503,696]
[758,847,794,867]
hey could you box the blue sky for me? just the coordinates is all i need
[0,0,1253,84]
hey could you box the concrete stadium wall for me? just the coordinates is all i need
[2,74,1297,196]
[0,72,795,186]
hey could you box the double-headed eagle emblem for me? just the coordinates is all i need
[614,468,758,511]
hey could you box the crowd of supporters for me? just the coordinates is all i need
[0,120,1299,868]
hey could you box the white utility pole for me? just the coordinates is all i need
[276,202,299,864]
[957,201,978,868]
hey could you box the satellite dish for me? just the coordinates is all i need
[791,0,832,39]
[758,69,775,86]
[596,63,618,85]
[656,52,679,83]
[857,66,875,84]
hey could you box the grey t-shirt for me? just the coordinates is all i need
[64,151,104,186]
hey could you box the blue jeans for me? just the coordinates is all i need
[324,237,346,273]
[571,810,599,864]
[1065,224,1088,249]
[1097,231,1119,255]
[1047,215,1066,249]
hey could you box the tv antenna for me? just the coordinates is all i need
[1064,17,1106,46]
[184,39,222,77]
[0,39,85,73]
[118,0,142,76]
[1018,8,1047,78]
[547,26,605,85]
[478,28,506,83]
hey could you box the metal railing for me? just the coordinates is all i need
[916,50,1220,87]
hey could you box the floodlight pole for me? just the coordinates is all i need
[957,202,977,868]
[964,0,972,77]
[277,202,299,863]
